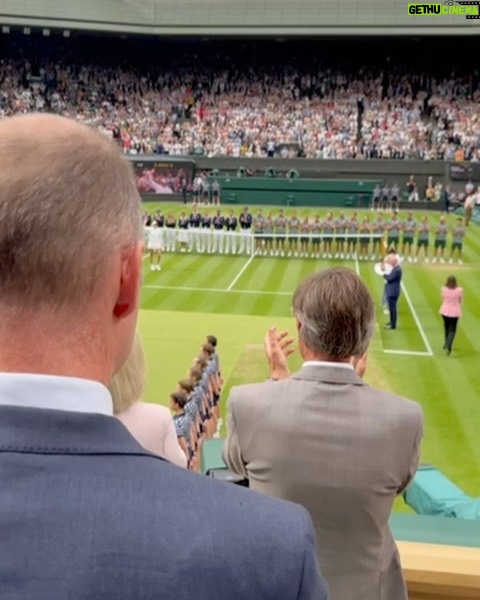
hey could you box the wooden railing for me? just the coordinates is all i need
[399,541,480,599]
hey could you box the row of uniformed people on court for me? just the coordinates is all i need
[143,209,467,259]
[169,336,222,472]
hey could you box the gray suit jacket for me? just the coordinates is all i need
[0,406,328,600]
[224,364,423,600]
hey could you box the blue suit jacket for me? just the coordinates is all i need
[0,407,328,600]
[384,265,402,299]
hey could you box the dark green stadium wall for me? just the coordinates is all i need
[135,157,474,206]
[209,177,380,207]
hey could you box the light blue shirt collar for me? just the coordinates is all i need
[0,373,113,415]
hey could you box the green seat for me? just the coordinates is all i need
[404,465,480,519]
[345,196,354,206]
[391,513,480,548]
[201,439,226,475]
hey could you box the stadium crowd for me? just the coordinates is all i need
[0,36,479,160]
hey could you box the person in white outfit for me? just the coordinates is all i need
[147,221,163,271]
[238,207,253,254]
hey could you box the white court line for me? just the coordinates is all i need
[226,255,255,291]
[354,253,360,276]
[400,281,434,356]
[143,284,292,296]
[384,349,432,357]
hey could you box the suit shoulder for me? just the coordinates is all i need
[362,385,422,421]
[137,457,314,556]
[229,381,278,404]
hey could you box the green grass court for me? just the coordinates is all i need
[138,203,480,511]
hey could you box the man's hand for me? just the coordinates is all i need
[264,327,294,380]
[351,352,368,379]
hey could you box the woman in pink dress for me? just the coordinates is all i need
[440,275,463,355]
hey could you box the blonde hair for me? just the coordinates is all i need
[0,114,143,316]
[108,332,146,414]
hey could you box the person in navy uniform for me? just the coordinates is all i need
[212,180,221,206]
[189,205,202,252]
[212,210,225,253]
[202,179,211,205]
[382,254,402,330]
[200,211,212,254]
[178,212,189,252]
[154,211,165,228]
[180,174,188,205]
[443,185,451,214]
[164,212,177,252]
[225,210,238,254]
[371,184,381,212]
[381,184,390,212]
[390,183,400,211]
[239,206,253,254]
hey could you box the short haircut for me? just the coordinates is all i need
[189,367,202,383]
[0,114,142,315]
[170,391,188,409]
[292,267,375,359]
[202,343,215,356]
[108,332,145,414]
[206,335,217,347]
[195,356,208,370]
[178,379,194,394]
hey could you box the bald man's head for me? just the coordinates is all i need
[0,114,142,315]
[387,255,399,267]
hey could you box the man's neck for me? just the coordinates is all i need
[0,323,112,385]
[302,351,351,364]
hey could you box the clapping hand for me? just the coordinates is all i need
[264,327,295,380]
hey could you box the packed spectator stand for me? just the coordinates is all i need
[0,34,479,162]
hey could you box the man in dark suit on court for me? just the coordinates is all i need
[0,114,327,600]
[383,254,402,330]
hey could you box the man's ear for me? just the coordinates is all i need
[114,242,143,319]
[295,317,302,333]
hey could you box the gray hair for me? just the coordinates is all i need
[292,267,375,359]
[0,114,143,315]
